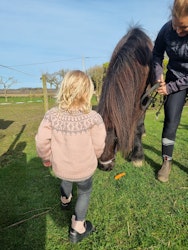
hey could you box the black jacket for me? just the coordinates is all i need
[153,20,188,94]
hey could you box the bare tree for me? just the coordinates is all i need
[0,77,17,102]
[88,65,106,101]
[44,69,68,90]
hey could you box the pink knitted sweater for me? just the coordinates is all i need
[35,107,106,181]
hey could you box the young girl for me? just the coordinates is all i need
[35,70,106,243]
[153,0,188,182]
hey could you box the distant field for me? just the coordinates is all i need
[0,96,55,104]
[0,88,56,100]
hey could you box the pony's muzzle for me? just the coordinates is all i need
[98,158,115,171]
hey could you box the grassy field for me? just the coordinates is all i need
[0,100,187,250]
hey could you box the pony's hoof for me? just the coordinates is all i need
[132,160,143,167]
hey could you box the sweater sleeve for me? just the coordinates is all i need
[167,75,188,94]
[35,117,52,161]
[91,115,106,159]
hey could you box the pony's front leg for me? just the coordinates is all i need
[129,116,145,167]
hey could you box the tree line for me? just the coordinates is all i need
[0,58,169,104]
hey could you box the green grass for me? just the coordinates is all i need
[0,96,54,104]
[0,94,98,105]
[0,101,187,250]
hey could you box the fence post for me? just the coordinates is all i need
[41,74,48,112]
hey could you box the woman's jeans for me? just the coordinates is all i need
[162,88,188,159]
[60,176,92,221]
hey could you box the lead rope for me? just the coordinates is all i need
[141,82,167,119]
[155,95,167,119]
[141,82,160,110]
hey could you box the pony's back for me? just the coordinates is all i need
[98,26,153,156]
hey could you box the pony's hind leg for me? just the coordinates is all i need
[129,116,145,167]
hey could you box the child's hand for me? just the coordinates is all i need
[42,160,52,167]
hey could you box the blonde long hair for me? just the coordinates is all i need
[172,0,188,18]
[56,70,94,113]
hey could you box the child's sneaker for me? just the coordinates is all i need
[60,195,72,210]
[69,220,94,243]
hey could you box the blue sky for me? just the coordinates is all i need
[0,0,173,89]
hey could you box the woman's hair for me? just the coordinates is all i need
[172,0,188,18]
[56,70,94,113]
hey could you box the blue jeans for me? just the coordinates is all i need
[60,176,92,221]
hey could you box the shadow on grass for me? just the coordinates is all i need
[0,119,15,148]
[0,154,75,249]
[0,124,26,167]
[143,143,188,175]
[0,119,14,130]
[0,124,75,249]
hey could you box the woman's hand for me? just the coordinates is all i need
[156,75,168,95]
[157,82,168,95]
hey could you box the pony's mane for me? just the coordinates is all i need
[98,26,153,156]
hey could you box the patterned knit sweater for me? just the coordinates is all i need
[35,107,106,181]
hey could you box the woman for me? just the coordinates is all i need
[153,0,188,182]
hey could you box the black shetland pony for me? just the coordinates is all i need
[98,26,154,171]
